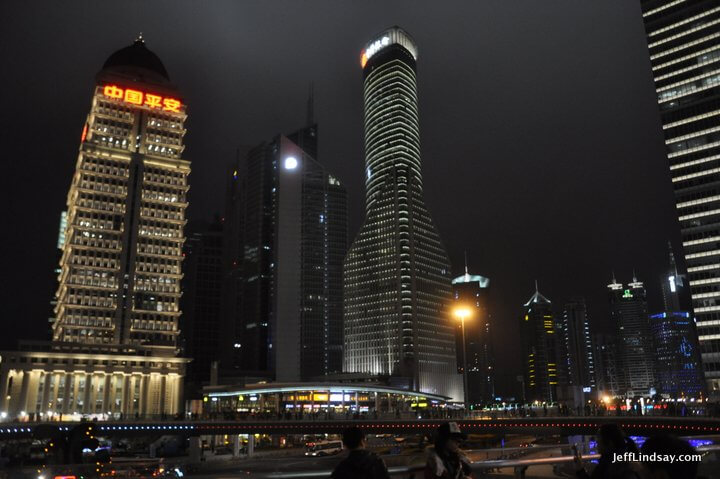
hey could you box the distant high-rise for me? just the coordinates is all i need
[608,275,656,396]
[343,26,462,401]
[562,298,596,392]
[452,268,494,404]
[520,284,562,402]
[640,0,720,393]
[650,311,705,396]
[593,333,620,397]
[232,124,348,381]
[180,219,224,391]
[650,243,705,397]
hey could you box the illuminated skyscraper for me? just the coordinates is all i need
[344,27,462,401]
[0,38,189,420]
[640,0,720,392]
[452,269,494,404]
[561,298,595,393]
[520,284,563,402]
[229,124,348,381]
[608,275,656,397]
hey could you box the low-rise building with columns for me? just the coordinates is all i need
[0,342,189,420]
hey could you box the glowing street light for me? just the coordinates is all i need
[453,306,473,414]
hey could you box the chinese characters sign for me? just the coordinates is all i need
[102,85,182,113]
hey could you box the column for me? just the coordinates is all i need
[83,373,93,414]
[188,437,201,463]
[247,434,255,458]
[103,375,111,415]
[41,373,52,416]
[0,368,11,413]
[232,434,241,457]
[89,374,98,415]
[141,375,150,417]
[175,376,184,415]
[71,374,80,415]
[122,376,131,416]
[62,374,72,415]
[51,373,60,414]
[15,371,31,418]
[160,376,167,415]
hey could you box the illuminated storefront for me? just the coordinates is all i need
[203,383,453,416]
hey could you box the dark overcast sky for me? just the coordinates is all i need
[0,1,679,393]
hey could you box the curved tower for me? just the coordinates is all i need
[344,27,462,401]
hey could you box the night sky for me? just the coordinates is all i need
[0,1,679,395]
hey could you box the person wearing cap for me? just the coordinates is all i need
[424,422,473,479]
[331,426,390,479]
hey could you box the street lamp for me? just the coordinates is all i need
[454,306,472,416]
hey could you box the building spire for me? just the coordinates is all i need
[135,32,144,44]
[464,250,469,275]
[306,82,315,126]
[632,268,637,283]
[668,240,679,276]
[611,270,617,283]
[535,279,539,294]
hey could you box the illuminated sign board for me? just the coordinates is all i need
[361,36,390,67]
[102,85,182,112]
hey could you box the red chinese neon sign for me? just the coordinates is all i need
[102,85,182,112]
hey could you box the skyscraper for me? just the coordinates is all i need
[562,298,596,393]
[593,333,620,398]
[640,0,720,393]
[452,268,494,405]
[180,219,224,392]
[0,38,189,419]
[650,242,705,397]
[232,124,348,381]
[343,27,462,401]
[520,284,562,402]
[608,275,656,397]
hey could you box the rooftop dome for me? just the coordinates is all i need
[102,36,170,82]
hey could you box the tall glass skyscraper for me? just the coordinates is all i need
[640,0,720,392]
[229,125,348,381]
[344,27,462,401]
[608,276,656,397]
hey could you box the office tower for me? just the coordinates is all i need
[562,298,596,392]
[233,124,347,381]
[650,243,705,396]
[650,312,705,396]
[180,219,224,391]
[593,333,620,397]
[520,284,563,402]
[452,268,495,404]
[343,27,462,401]
[608,275,656,396]
[48,212,68,328]
[0,38,189,420]
[640,1,720,393]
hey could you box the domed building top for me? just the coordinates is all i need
[101,35,171,84]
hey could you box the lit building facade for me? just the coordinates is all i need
[650,311,705,396]
[593,333,620,397]
[0,38,190,420]
[232,125,347,381]
[608,276,656,397]
[520,286,563,402]
[452,271,494,405]
[640,0,720,393]
[562,298,596,393]
[343,27,462,402]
